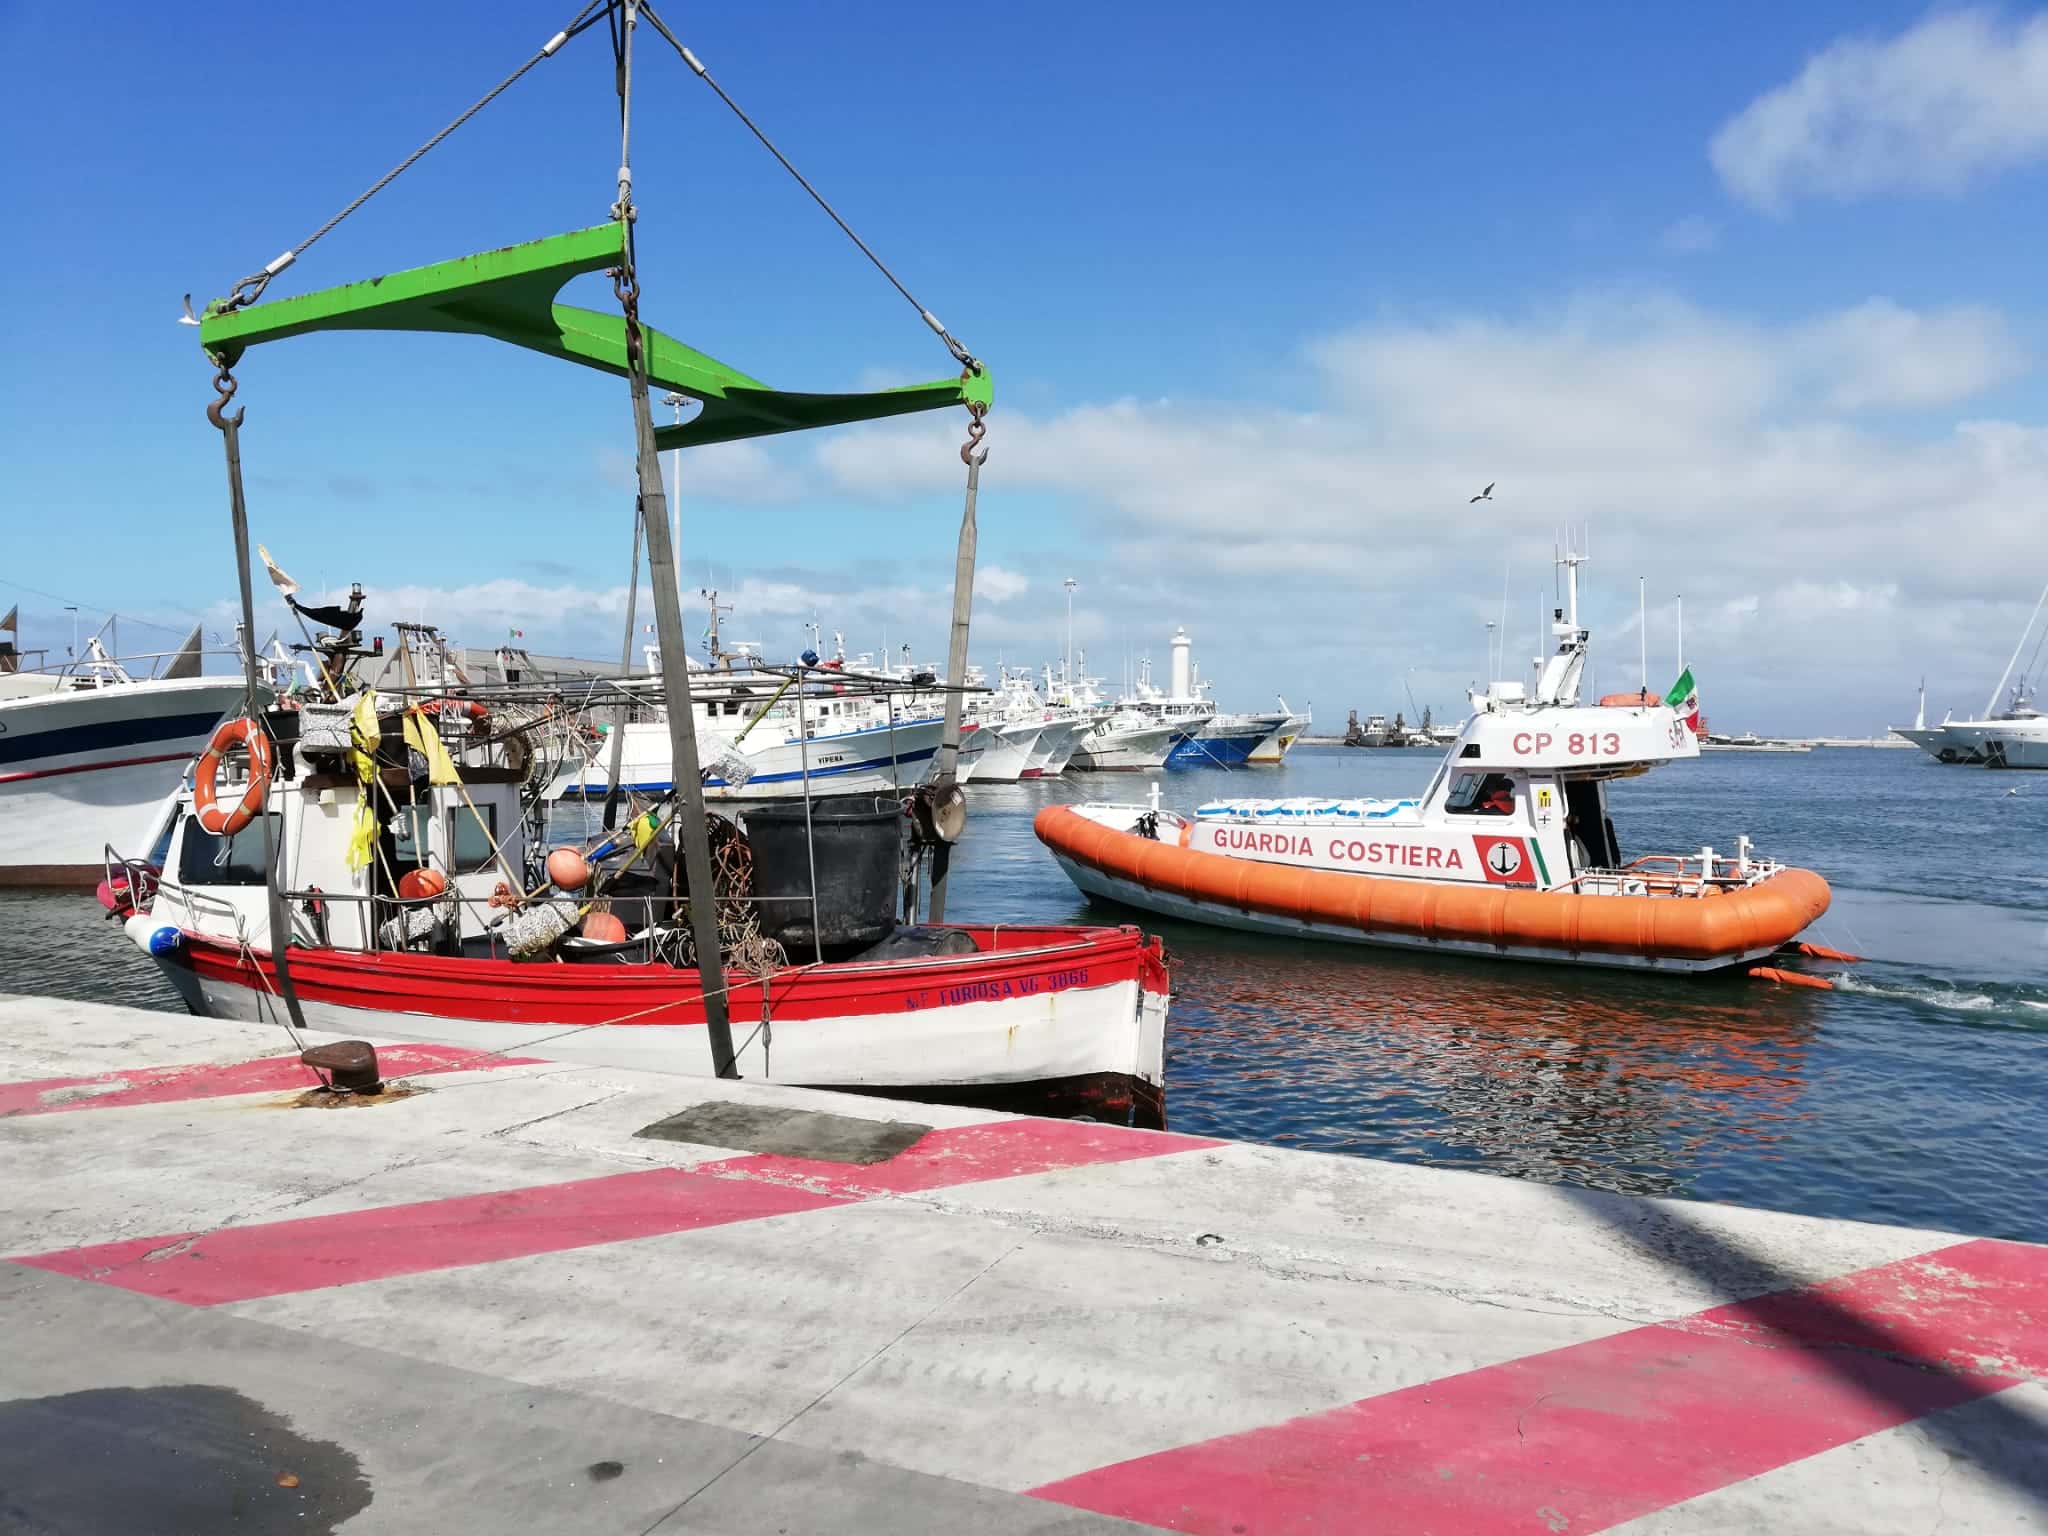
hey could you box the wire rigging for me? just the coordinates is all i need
[219,0,614,312]
[636,2,981,375]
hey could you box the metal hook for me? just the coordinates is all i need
[207,368,244,432]
[959,409,989,468]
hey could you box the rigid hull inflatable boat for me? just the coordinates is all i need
[1039,550,1830,974]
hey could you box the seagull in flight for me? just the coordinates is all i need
[1469,482,1495,503]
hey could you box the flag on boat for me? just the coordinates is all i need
[256,545,300,598]
[401,709,462,787]
[1667,667,1700,734]
[509,627,524,638]
[346,691,382,871]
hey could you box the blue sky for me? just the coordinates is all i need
[6,2,2048,732]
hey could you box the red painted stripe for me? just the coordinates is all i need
[0,1044,536,1119]
[16,1169,838,1305]
[698,1117,1219,1197]
[1030,1237,2048,1535]
[180,922,1151,1029]
[8,1119,1211,1304]
[0,750,193,786]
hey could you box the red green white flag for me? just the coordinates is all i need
[1667,667,1700,733]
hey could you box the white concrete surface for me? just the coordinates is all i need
[2,992,2044,1534]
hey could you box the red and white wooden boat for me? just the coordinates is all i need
[111,700,1168,1125]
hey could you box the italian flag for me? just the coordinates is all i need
[1667,667,1700,733]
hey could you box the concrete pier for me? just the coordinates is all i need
[3,991,2044,1533]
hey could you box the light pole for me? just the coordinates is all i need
[1062,577,1078,700]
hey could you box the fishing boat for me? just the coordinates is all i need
[110,691,1165,1122]
[1,631,248,887]
[1072,707,1182,772]
[1037,546,1831,974]
[1245,700,1311,764]
[1119,631,1216,761]
[545,675,947,802]
[117,5,1171,1126]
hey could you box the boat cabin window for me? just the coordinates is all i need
[1445,772,1516,816]
[450,803,498,874]
[177,812,282,885]
[391,805,432,867]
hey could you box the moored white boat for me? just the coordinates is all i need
[1072,709,1180,771]
[1,641,247,887]
[1245,701,1311,764]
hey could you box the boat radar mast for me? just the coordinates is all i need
[1534,532,1589,707]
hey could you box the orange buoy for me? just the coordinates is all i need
[398,868,448,901]
[192,718,274,838]
[582,910,628,943]
[546,847,592,890]
[1747,965,1834,990]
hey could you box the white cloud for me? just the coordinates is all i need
[1711,8,2048,210]
[806,290,2048,731]
[974,565,1030,603]
[239,291,2046,733]
[1661,215,1719,254]
[1790,299,2023,410]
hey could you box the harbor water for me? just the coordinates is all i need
[8,746,2044,1242]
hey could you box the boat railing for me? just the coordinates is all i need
[243,880,844,962]
[1552,844,1776,897]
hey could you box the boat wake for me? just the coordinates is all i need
[1829,970,2048,1028]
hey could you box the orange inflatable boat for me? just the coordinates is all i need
[1038,805,1830,973]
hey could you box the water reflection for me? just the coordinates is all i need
[1158,924,1824,1196]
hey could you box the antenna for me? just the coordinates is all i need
[1497,563,1511,681]
[1676,591,1684,678]
[1638,577,1648,697]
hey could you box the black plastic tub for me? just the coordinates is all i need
[744,795,902,955]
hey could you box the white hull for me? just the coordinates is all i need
[1935,718,2048,765]
[1891,727,1951,758]
[971,721,1043,782]
[179,968,1164,1093]
[1246,712,1311,764]
[547,715,943,801]
[0,676,245,885]
[1026,717,1091,777]
[1072,720,1179,772]
[1052,855,1778,975]
[1982,721,2048,769]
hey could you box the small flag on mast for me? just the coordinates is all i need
[1666,667,1700,734]
[509,627,524,639]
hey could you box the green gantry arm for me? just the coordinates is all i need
[197,222,990,450]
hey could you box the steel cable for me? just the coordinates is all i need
[637,2,980,373]
[221,0,615,310]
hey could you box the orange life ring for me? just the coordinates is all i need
[193,718,274,838]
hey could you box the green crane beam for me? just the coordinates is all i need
[198,223,990,449]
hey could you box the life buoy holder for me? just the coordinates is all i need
[193,718,274,838]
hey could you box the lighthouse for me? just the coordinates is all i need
[1169,627,1193,699]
